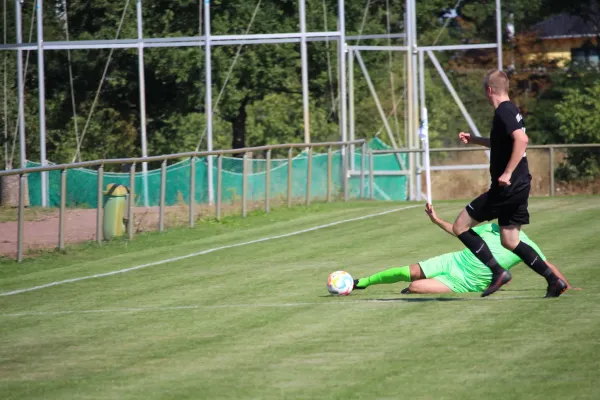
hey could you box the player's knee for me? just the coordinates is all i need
[501,237,519,251]
[407,282,422,294]
[452,222,465,236]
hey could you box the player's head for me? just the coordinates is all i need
[483,70,509,105]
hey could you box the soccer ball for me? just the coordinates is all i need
[327,270,354,296]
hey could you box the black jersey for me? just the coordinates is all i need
[489,101,530,191]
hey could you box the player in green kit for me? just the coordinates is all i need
[351,204,574,296]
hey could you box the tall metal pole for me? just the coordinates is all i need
[419,50,431,204]
[16,0,25,259]
[417,50,425,201]
[348,49,355,171]
[411,0,420,201]
[3,0,7,170]
[37,0,47,207]
[15,0,26,170]
[405,0,415,200]
[136,0,150,207]
[496,0,502,71]
[338,0,348,188]
[338,0,347,144]
[299,0,310,144]
[419,52,425,115]
[205,0,215,205]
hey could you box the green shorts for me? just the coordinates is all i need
[418,253,491,293]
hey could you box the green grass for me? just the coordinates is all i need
[0,198,599,399]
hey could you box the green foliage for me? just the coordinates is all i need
[554,81,600,180]
[0,0,593,173]
[246,93,338,149]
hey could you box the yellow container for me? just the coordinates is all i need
[103,184,129,240]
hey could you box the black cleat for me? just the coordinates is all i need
[545,279,567,298]
[401,287,411,294]
[481,269,512,297]
[353,279,366,290]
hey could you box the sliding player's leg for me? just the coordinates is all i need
[406,279,453,294]
[416,253,476,294]
[453,193,511,297]
[354,253,469,294]
[354,264,425,289]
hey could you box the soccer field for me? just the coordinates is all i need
[1,198,599,399]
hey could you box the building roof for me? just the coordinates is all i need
[532,12,598,39]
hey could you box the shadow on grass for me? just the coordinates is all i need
[320,293,548,301]
[373,297,464,302]
[318,295,463,302]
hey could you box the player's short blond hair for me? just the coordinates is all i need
[483,70,509,95]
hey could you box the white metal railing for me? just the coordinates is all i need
[0,140,366,262]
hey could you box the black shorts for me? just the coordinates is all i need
[465,185,530,226]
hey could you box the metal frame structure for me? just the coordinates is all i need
[1,0,353,207]
[3,138,597,262]
[5,138,596,262]
[0,139,366,262]
[347,0,504,202]
[2,0,505,207]
[369,143,600,199]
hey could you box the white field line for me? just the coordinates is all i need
[0,295,560,317]
[0,205,418,297]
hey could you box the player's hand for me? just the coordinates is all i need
[458,132,471,144]
[498,172,512,187]
[424,203,439,223]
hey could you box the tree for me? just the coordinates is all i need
[1,0,570,173]
[553,80,600,180]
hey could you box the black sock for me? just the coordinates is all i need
[512,241,557,283]
[457,229,504,274]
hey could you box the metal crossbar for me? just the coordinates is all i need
[2,140,366,263]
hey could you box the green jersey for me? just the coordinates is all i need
[460,223,545,271]
[419,223,546,293]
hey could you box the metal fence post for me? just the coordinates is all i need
[242,152,248,217]
[327,146,332,203]
[97,165,104,244]
[216,155,222,220]
[306,147,313,206]
[343,144,349,202]
[17,173,25,262]
[265,150,271,213]
[128,163,135,240]
[287,148,293,207]
[360,142,366,198]
[369,151,374,200]
[416,165,422,201]
[549,147,555,197]
[59,169,67,250]
[189,157,196,227]
[159,160,166,231]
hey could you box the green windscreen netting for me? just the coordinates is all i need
[26,139,407,208]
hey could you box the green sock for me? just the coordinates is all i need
[356,266,411,288]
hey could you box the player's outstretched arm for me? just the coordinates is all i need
[424,203,456,237]
[459,132,491,148]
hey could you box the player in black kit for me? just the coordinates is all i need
[451,70,567,298]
